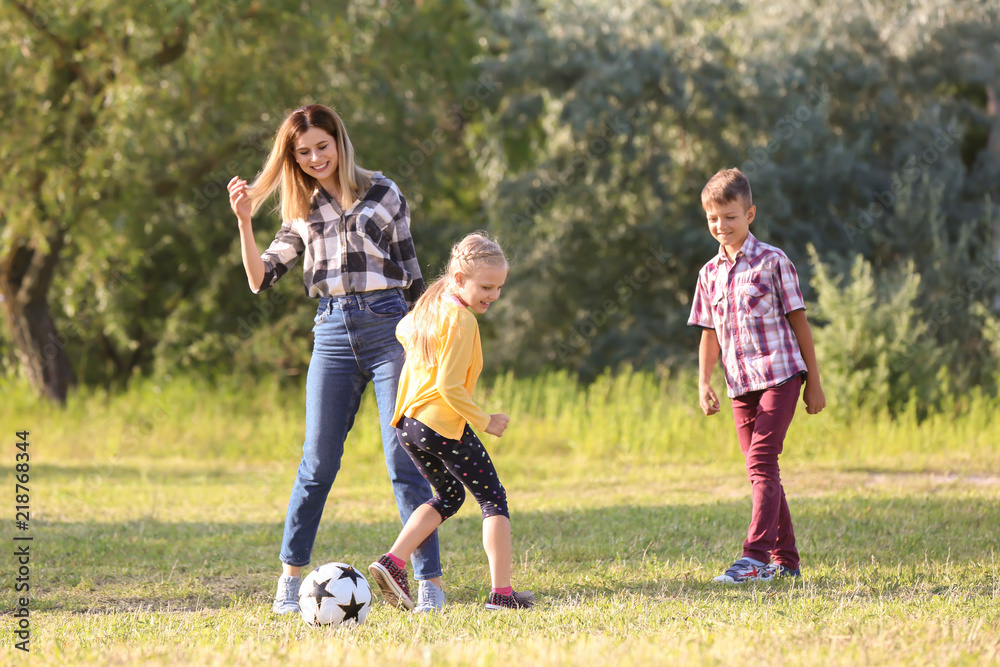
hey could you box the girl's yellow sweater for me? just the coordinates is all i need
[391,300,490,440]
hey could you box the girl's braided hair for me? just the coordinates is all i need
[450,235,507,270]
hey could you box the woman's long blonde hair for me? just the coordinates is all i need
[408,232,508,368]
[247,104,374,222]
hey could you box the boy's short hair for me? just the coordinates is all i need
[701,168,753,210]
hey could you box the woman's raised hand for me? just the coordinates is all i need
[228,176,252,226]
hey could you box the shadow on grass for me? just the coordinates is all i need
[838,467,1000,485]
[32,462,290,484]
[10,491,997,614]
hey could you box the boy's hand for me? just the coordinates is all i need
[485,413,510,437]
[803,381,826,414]
[699,384,721,416]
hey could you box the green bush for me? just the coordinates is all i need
[807,245,943,418]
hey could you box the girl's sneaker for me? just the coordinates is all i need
[368,555,415,610]
[485,589,534,611]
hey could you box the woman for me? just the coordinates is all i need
[228,104,445,614]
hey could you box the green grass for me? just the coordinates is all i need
[2,370,999,665]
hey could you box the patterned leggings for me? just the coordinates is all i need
[395,417,509,521]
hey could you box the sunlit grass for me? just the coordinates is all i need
[11,367,1000,470]
[2,369,999,665]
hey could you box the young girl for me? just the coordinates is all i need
[227,104,444,614]
[368,233,533,611]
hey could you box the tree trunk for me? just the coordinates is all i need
[0,231,75,405]
[2,296,75,404]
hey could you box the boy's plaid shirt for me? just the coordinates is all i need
[688,233,808,398]
[253,174,425,306]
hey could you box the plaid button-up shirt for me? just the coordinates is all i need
[688,233,807,398]
[253,174,425,306]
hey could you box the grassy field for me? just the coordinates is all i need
[2,370,999,665]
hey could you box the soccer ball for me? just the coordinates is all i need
[298,562,372,628]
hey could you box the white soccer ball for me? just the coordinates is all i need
[298,562,372,628]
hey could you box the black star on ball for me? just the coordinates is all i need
[339,592,365,623]
[336,564,364,587]
[303,578,334,607]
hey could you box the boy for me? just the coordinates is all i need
[687,168,825,583]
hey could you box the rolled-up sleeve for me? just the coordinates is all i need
[253,223,304,293]
[387,190,425,308]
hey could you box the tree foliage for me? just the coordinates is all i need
[475,0,1000,394]
[807,244,941,417]
[1,0,998,410]
[0,0,484,395]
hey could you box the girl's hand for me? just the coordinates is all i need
[699,384,720,416]
[803,380,826,414]
[228,176,251,226]
[485,413,510,437]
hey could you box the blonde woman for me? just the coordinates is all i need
[368,233,534,612]
[228,104,444,614]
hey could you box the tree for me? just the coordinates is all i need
[472,0,999,387]
[0,0,486,400]
[4,0,997,402]
[0,0,194,402]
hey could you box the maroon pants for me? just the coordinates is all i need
[731,374,802,569]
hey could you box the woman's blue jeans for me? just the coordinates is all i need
[279,288,442,580]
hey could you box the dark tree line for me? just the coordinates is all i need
[1,0,997,411]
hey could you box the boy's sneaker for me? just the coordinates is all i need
[413,579,446,613]
[368,555,414,610]
[485,589,535,611]
[769,564,801,578]
[272,574,301,614]
[712,558,775,584]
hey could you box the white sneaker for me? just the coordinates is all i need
[272,574,301,614]
[413,580,446,613]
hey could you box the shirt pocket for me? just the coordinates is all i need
[352,209,391,254]
[740,282,773,317]
[711,289,726,319]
